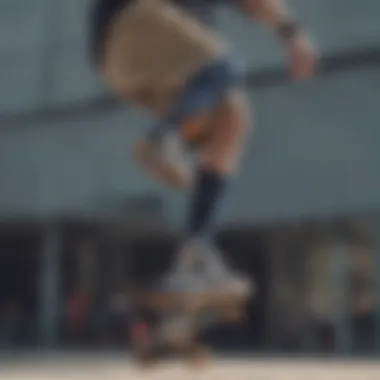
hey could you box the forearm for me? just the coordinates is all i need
[240,0,296,31]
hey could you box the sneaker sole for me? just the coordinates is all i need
[139,287,251,313]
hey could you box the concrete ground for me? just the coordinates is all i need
[0,355,379,380]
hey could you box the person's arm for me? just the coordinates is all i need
[133,136,192,191]
[238,0,317,79]
[240,0,292,25]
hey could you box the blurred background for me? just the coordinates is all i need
[0,0,379,357]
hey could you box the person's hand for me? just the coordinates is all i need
[287,33,317,80]
[133,139,159,164]
[133,139,192,190]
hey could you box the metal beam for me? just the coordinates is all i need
[0,45,380,128]
[38,224,62,347]
[332,241,353,354]
[374,217,380,353]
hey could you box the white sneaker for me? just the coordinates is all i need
[197,244,255,298]
[163,240,254,299]
[210,270,255,299]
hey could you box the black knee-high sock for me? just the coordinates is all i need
[187,168,227,239]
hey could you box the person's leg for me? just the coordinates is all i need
[188,89,250,236]
[189,89,250,266]
[174,89,251,283]
[161,60,252,292]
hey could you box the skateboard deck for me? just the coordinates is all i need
[139,290,247,320]
[131,288,249,367]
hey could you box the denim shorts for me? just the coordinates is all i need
[147,58,246,143]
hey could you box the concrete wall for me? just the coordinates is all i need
[0,66,379,225]
[1,0,379,113]
[0,0,379,224]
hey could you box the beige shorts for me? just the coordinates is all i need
[102,0,229,114]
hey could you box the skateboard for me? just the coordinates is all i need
[131,286,250,367]
[140,290,248,321]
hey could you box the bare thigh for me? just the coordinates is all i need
[198,89,252,174]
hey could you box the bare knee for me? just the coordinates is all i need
[199,90,252,174]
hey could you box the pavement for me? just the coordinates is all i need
[0,354,379,380]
